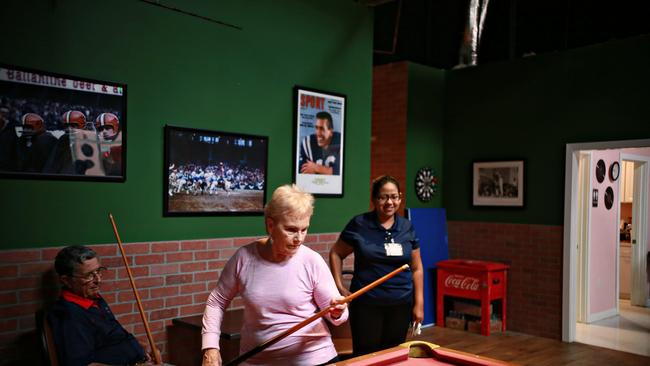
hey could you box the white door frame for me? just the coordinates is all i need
[563,138,650,342]
[621,153,650,307]
[576,152,591,323]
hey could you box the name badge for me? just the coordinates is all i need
[384,242,403,256]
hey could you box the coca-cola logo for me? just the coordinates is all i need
[444,274,480,291]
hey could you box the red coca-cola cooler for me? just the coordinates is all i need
[436,259,508,336]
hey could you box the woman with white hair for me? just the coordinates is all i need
[202,184,348,366]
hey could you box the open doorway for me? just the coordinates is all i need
[618,159,634,302]
[620,153,650,308]
[562,139,650,355]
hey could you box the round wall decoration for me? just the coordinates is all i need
[604,186,614,210]
[415,167,438,202]
[595,159,606,183]
[609,161,620,181]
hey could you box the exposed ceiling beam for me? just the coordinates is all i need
[360,0,397,7]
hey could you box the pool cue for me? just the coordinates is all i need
[109,213,162,365]
[224,264,410,366]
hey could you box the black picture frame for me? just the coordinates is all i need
[609,161,620,181]
[163,125,268,216]
[0,64,127,181]
[595,159,606,183]
[293,86,346,197]
[472,160,525,207]
[604,186,614,210]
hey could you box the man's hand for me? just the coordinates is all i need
[134,339,162,365]
[151,349,162,365]
[328,296,347,320]
[202,348,222,366]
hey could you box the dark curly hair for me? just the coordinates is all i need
[371,175,401,199]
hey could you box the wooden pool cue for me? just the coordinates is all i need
[225,264,410,366]
[109,213,162,365]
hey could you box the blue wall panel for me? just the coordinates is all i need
[407,207,449,325]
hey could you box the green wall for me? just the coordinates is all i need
[0,0,373,249]
[442,35,650,225]
[406,63,445,208]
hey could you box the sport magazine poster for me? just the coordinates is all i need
[294,87,345,196]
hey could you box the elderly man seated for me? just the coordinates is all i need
[48,245,157,366]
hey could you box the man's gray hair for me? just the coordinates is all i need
[54,245,97,276]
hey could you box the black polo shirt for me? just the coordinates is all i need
[340,211,420,305]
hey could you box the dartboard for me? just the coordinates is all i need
[415,167,438,202]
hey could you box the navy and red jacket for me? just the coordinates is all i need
[48,290,145,366]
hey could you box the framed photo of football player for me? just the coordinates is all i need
[0,63,126,181]
[163,125,269,216]
[293,86,346,197]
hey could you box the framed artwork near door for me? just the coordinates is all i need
[472,160,524,207]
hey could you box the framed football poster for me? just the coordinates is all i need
[293,86,346,197]
[0,64,127,181]
[164,125,268,216]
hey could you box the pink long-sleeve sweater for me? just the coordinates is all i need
[202,241,348,365]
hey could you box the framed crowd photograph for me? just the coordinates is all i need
[472,160,524,207]
[0,63,126,181]
[163,125,269,216]
[293,86,346,197]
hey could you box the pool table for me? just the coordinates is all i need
[329,341,513,366]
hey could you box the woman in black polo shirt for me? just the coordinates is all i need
[329,175,424,356]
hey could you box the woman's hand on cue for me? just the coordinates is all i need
[202,348,222,366]
[328,296,347,320]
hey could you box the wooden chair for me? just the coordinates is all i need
[35,310,59,366]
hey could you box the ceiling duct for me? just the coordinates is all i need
[458,0,490,67]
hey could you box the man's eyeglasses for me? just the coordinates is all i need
[377,194,401,203]
[72,266,108,282]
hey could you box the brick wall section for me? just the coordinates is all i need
[0,233,351,365]
[372,62,409,211]
[2,222,565,360]
[447,221,564,340]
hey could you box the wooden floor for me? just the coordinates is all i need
[406,326,650,366]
